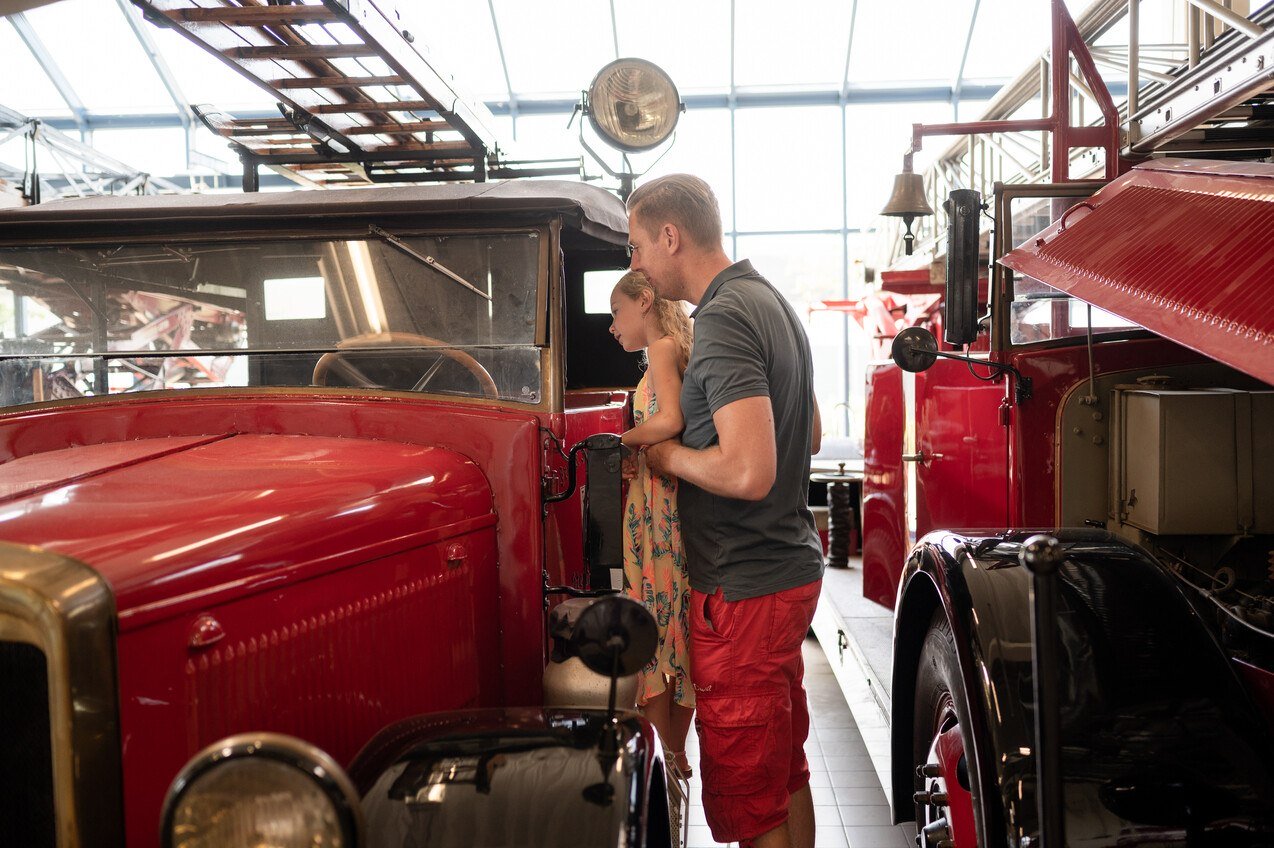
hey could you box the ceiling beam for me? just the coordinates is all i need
[33,82,1023,134]
[487,0,517,129]
[114,0,193,130]
[9,12,88,132]
[842,0,860,99]
[953,0,983,119]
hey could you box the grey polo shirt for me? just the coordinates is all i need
[678,259,824,601]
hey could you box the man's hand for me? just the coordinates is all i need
[644,438,682,477]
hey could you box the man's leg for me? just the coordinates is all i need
[693,581,822,847]
[787,785,815,848]
[691,588,792,846]
[759,580,822,848]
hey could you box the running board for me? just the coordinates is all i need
[812,599,894,808]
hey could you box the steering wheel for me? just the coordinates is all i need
[312,332,499,399]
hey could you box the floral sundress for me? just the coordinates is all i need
[622,372,694,708]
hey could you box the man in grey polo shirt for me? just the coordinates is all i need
[630,173,824,848]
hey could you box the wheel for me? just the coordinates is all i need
[912,609,980,848]
[312,331,498,399]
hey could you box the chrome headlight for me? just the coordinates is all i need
[161,733,361,848]
[586,58,683,152]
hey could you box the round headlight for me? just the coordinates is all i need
[586,58,682,153]
[161,733,361,848]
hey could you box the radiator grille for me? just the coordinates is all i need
[0,641,55,848]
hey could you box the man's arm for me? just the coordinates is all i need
[811,394,822,456]
[645,395,776,501]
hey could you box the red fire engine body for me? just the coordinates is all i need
[861,159,1274,847]
[0,182,664,847]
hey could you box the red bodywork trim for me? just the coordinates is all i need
[1001,159,1274,386]
[1234,659,1274,738]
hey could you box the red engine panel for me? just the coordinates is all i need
[0,392,549,847]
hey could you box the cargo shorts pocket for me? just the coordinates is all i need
[695,692,776,796]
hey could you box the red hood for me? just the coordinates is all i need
[1000,159,1274,386]
[0,433,493,628]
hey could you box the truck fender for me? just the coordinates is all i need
[890,529,1274,845]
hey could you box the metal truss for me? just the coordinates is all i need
[881,0,1274,265]
[0,104,182,203]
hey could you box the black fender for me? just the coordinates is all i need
[891,529,1274,846]
[348,707,670,848]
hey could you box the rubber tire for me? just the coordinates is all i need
[912,608,981,847]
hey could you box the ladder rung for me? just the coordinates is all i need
[367,140,476,156]
[271,75,406,89]
[227,45,379,60]
[224,126,308,137]
[342,121,450,135]
[168,6,339,25]
[308,100,438,114]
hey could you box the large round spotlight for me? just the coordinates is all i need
[161,733,361,848]
[586,58,682,153]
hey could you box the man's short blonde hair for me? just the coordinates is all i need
[626,173,723,250]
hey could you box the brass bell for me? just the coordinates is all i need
[881,167,933,255]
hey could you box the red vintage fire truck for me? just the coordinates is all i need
[0,182,672,847]
[848,2,1274,842]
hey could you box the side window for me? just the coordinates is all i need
[564,262,643,390]
[1006,195,1140,345]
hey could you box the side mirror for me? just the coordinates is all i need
[891,326,939,373]
[943,189,982,347]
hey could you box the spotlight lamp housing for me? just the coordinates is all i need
[585,58,684,153]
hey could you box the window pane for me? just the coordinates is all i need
[0,25,74,115]
[584,270,626,315]
[638,108,733,235]
[847,0,974,83]
[734,234,845,421]
[22,0,177,113]
[735,0,853,87]
[735,106,843,232]
[405,2,510,101]
[845,101,955,229]
[91,129,189,179]
[493,0,615,96]
[614,0,731,91]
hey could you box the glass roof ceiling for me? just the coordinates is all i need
[1,0,1222,189]
[1,0,1103,118]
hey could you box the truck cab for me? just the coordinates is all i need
[865,160,1274,847]
[0,181,657,847]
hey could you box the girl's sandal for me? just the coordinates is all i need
[670,750,693,780]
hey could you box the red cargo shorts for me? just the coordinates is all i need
[691,578,822,845]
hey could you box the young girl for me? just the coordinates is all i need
[608,269,695,779]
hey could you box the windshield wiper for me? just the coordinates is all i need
[368,225,492,302]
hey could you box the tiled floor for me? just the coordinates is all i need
[683,639,917,848]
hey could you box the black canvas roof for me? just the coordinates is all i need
[0,180,629,245]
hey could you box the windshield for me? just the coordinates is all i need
[0,230,543,407]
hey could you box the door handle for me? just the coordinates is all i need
[902,450,943,464]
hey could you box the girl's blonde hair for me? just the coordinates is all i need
[614,270,693,374]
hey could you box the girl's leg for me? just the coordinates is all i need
[669,700,695,774]
[640,687,673,749]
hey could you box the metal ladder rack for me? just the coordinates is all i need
[133,0,574,188]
